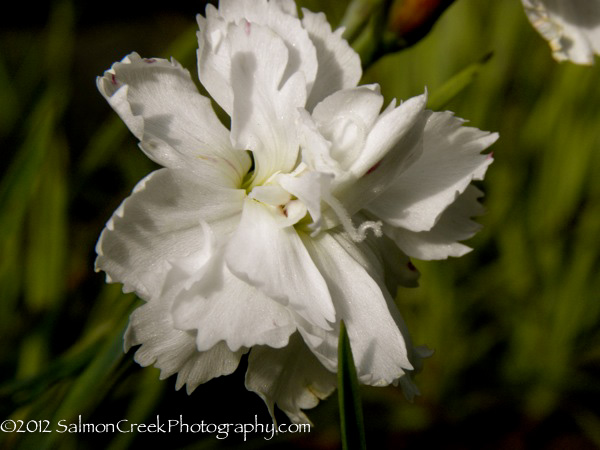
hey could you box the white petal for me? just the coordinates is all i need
[125,294,245,394]
[312,85,384,171]
[297,109,344,177]
[386,185,486,260]
[272,0,298,16]
[228,21,307,185]
[197,0,317,115]
[298,232,414,386]
[170,245,296,352]
[338,94,428,215]
[367,111,496,232]
[302,8,362,110]
[197,6,234,114]
[245,333,336,424]
[522,0,600,64]
[219,0,317,90]
[97,53,249,187]
[95,168,244,299]
[248,184,291,206]
[277,170,334,234]
[225,198,335,330]
[349,93,427,179]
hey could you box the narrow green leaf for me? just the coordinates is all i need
[338,321,367,450]
[0,93,59,236]
[0,93,63,327]
[107,370,165,450]
[24,134,68,312]
[428,52,493,111]
[39,322,129,450]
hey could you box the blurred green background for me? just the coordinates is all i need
[1,0,599,448]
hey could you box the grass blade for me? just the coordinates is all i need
[428,52,493,110]
[338,321,367,450]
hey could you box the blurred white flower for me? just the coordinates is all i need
[522,0,600,64]
[95,0,496,423]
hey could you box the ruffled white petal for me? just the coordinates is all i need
[522,0,600,64]
[386,185,486,260]
[367,111,496,233]
[95,168,245,299]
[333,231,431,399]
[245,333,336,424]
[197,0,317,115]
[338,94,428,216]
[228,21,307,186]
[225,198,335,330]
[97,53,249,187]
[301,9,362,110]
[349,93,427,180]
[298,232,413,386]
[219,0,317,90]
[125,293,245,394]
[170,242,296,352]
[197,6,234,114]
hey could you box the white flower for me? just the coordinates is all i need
[95,0,497,424]
[522,0,600,64]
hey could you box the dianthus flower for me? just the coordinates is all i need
[522,0,600,64]
[96,0,496,423]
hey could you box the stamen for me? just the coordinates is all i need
[323,194,382,242]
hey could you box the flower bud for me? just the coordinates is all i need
[387,0,455,48]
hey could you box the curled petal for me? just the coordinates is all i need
[312,85,384,171]
[97,53,249,187]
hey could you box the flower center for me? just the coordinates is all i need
[245,164,382,242]
[247,171,309,229]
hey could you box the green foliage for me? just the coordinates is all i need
[338,321,367,450]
